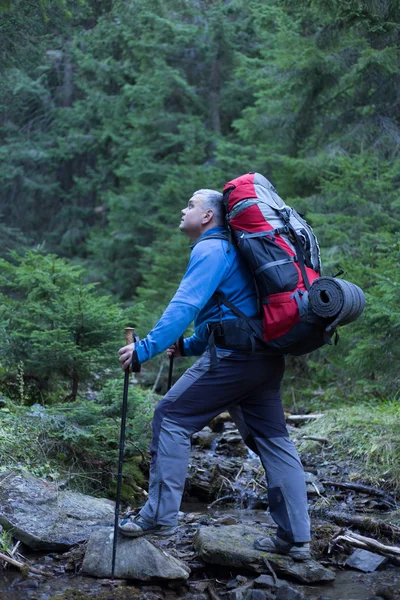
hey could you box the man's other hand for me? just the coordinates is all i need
[167,341,181,358]
[119,343,135,371]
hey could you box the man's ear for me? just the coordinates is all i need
[203,209,213,224]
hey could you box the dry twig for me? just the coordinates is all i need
[329,529,400,557]
[263,557,278,585]
[0,552,52,576]
[322,480,396,507]
[208,494,235,508]
[327,511,400,539]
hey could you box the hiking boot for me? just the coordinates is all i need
[253,535,311,561]
[119,514,178,538]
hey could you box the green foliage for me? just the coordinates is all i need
[0,248,124,402]
[0,527,13,554]
[0,382,158,496]
[298,400,400,489]
[0,0,399,415]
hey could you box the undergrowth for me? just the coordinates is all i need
[298,399,400,491]
[0,379,159,499]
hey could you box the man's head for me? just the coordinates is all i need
[179,189,225,240]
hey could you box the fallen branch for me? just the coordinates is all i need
[330,529,400,558]
[0,552,52,576]
[263,557,278,585]
[301,435,329,443]
[327,511,400,540]
[286,414,324,424]
[208,495,236,508]
[321,480,397,507]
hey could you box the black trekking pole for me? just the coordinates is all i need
[167,355,174,392]
[166,336,183,392]
[111,327,140,580]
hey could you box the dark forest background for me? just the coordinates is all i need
[0,0,399,408]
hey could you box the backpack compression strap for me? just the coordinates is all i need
[279,208,311,291]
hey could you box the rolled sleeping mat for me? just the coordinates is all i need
[309,277,365,332]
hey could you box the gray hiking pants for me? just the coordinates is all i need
[139,349,310,542]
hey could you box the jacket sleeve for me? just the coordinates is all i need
[135,240,230,364]
[183,330,208,357]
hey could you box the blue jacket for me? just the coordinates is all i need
[136,227,258,363]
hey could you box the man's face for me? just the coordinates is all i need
[179,193,210,239]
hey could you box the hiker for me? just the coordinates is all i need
[118,188,311,561]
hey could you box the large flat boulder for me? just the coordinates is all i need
[82,528,191,581]
[0,471,115,550]
[194,525,335,584]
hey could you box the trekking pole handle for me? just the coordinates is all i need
[125,327,135,345]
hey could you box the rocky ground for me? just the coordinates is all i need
[1,413,399,600]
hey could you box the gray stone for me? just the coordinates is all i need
[194,525,335,584]
[253,574,284,589]
[345,548,387,572]
[276,584,305,600]
[228,583,254,600]
[245,591,275,600]
[192,428,219,449]
[82,527,190,581]
[0,470,115,550]
[304,472,325,496]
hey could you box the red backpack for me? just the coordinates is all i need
[220,172,332,355]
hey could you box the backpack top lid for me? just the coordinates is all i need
[223,172,286,213]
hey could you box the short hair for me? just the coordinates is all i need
[194,189,225,226]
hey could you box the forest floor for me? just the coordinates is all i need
[1,406,399,600]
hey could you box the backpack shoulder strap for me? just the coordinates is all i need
[192,231,232,252]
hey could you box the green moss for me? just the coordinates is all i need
[49,587,141,600]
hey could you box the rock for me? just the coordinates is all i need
[265,554,336,585]
[253,574,285,589]
[0,470,115,550]
[194,525,335,584]
[304,472,325,496]
[192,428,219,449]
[345,548,387,572]
[81,527,190,580]
[227,575,249,589]
[209,411,232,432]
[216,431,248,457]
[276,584,305,600]
[245,591,275,600]
[189,581,209,593]
[228,582,254,600]
[217,516,239,525]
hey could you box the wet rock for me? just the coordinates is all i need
[0,470,115,550]
[228,582,254,600]
[227,575,249,589]
[192,427,219,449]
[81,527,190,581]
[253,574,284,589]
[276,584,305,600]
[215,515,239,525]
[266,554,335,585]
[209,411,232,432]
[245,591,275,600]
[345,548,388,572]
[216,430,248,457]
[189,581,209,593]
[304,472,325,496]
[194,525,335,583]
